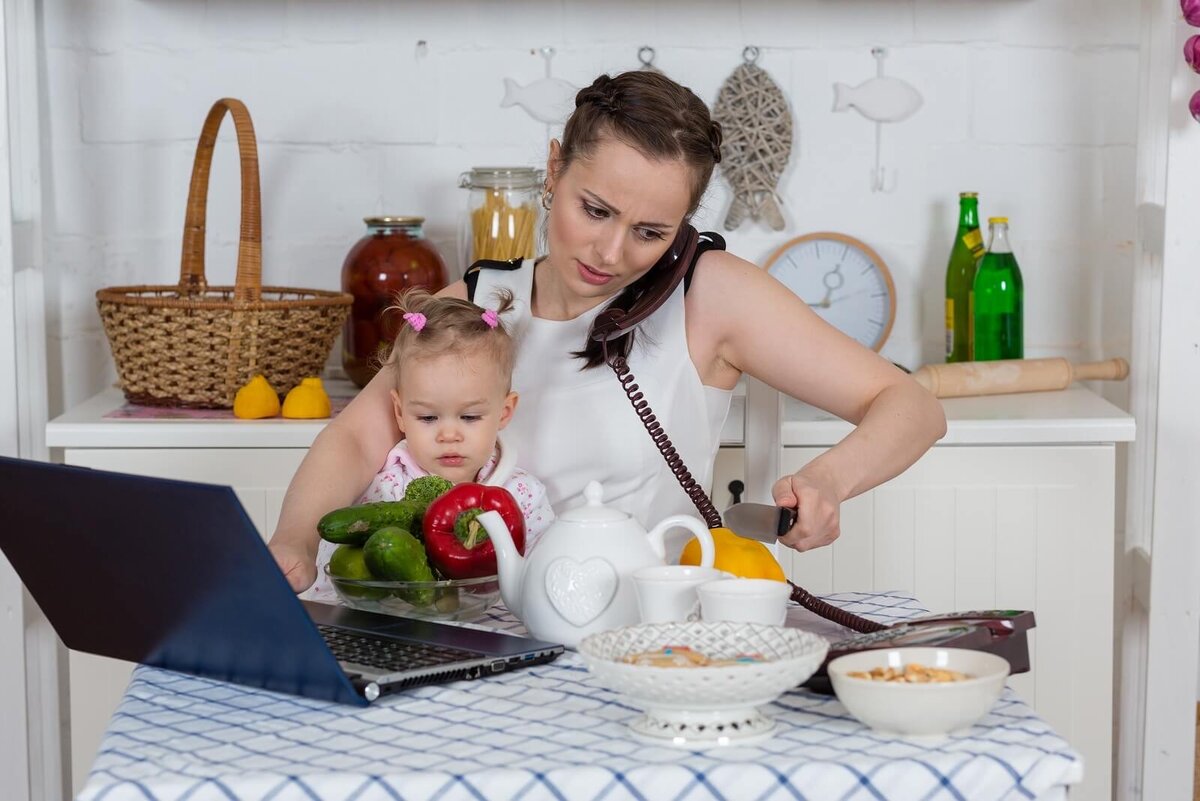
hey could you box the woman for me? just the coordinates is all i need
[269,70,946,593]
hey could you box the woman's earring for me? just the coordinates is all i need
[541,191,553,211]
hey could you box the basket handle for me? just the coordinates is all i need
[179,98,262,303]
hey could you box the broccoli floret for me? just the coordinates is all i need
[404,475,453,508]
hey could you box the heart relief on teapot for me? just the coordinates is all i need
[545,557,619,627]
[478,480,716,649]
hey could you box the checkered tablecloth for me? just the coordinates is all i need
[79,592,1081,801]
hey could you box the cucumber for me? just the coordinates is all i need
[317,500,424,545]
[363,526,435,606]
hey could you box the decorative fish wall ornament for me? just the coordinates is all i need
[832,48,924,193]
[501,47,579,126]
[711,47,794,231]
[833,74,923,123]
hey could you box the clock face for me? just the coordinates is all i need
[762,233,896,352]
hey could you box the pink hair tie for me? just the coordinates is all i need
[481,309,499,329]
[402,312,427,332]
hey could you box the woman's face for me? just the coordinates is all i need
[544,136,693,302]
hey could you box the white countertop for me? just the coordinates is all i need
[47,382,1134,450]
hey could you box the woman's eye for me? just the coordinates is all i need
[582,203,606,220]
[636,228,665,242]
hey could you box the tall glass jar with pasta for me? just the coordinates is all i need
[458,167,542,272]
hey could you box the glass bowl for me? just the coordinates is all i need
[324,565,501,622]
[578,621,829,747]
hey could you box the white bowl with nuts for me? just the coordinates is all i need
[827,647,1010,739]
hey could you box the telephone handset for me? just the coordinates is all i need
[589,223,700,344]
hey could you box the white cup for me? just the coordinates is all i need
[632,565,728,624]
[696,578,791,626]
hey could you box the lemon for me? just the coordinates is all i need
[282,377,332,419]
[232,374,281,419]
[680,527,786,582]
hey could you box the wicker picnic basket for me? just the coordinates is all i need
[96,98,351,408]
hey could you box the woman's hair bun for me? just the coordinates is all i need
[576,73,616,110]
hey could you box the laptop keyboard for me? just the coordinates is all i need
[317,625,484,673]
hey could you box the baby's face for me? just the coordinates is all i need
[392,351,516,485]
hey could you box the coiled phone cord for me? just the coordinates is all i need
[605,346,885,634]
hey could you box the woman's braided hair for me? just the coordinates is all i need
[557,71,723,367]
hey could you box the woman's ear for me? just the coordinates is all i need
[497,391,519,430]
[390,389,405,434]
[545,139,562,191]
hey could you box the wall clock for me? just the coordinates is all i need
[761,231,897,352]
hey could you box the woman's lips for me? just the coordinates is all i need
[577,259,614,286]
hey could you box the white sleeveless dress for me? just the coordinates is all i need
[474,259,732,559]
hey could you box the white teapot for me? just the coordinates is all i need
[478,481,715,648]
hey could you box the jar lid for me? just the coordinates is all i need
[459,167,544,190]
[364,216,425,226]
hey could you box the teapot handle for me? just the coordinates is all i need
[645,516,715,568]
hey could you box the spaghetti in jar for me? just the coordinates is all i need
[458,167,542,268]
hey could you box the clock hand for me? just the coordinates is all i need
[808,288,832,309]
[827,287,873,305]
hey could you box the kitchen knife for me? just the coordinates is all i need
[722,502,797,543]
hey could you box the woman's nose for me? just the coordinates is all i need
[596,225,624,266]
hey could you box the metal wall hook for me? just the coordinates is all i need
[743,45,760,66]
[638,46,656,69]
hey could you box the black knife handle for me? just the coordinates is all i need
[777,507,797,538]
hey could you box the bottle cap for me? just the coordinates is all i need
[959,192,979,198]
[988,216,1009,224]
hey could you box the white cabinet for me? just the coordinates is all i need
[712,386,1133,801]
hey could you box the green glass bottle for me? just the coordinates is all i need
[971,217,1023,361]
[944,192,984,362]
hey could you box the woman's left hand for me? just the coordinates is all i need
[772,470,842,551]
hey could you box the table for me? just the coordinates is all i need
[78,592,1082,801]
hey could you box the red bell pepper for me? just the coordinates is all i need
[422,483,526,579]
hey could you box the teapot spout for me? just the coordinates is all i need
[477,510,524,618]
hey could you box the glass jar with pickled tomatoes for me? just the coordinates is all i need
[341,216,448,387]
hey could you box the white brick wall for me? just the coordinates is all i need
[41,0,1139,410]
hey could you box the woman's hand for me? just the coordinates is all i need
[269,539,318,593]
[772,469,842,551]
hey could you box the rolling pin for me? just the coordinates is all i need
[912,357,1129,399]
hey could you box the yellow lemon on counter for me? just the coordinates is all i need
[232,374,281,419]
[282,377,332,419]
[680,526,786,582]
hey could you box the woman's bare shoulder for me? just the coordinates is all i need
[687,248,780,315]
[438,280,469,300]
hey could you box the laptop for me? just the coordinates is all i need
[0,456,563,706]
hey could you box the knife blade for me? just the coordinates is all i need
[722,502,798,543]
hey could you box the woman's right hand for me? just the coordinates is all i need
[270,539,317,593]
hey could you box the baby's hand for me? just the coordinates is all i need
[269,540,317,593]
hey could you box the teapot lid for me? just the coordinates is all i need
[559,481,628,523]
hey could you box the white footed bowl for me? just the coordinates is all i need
[578,621,828,747]
[828,647,1009,740]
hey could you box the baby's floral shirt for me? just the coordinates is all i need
[304,441,554,602]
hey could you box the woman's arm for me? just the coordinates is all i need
[268,279,470,591]
[267,370,400,591]
[686,251,947,552]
